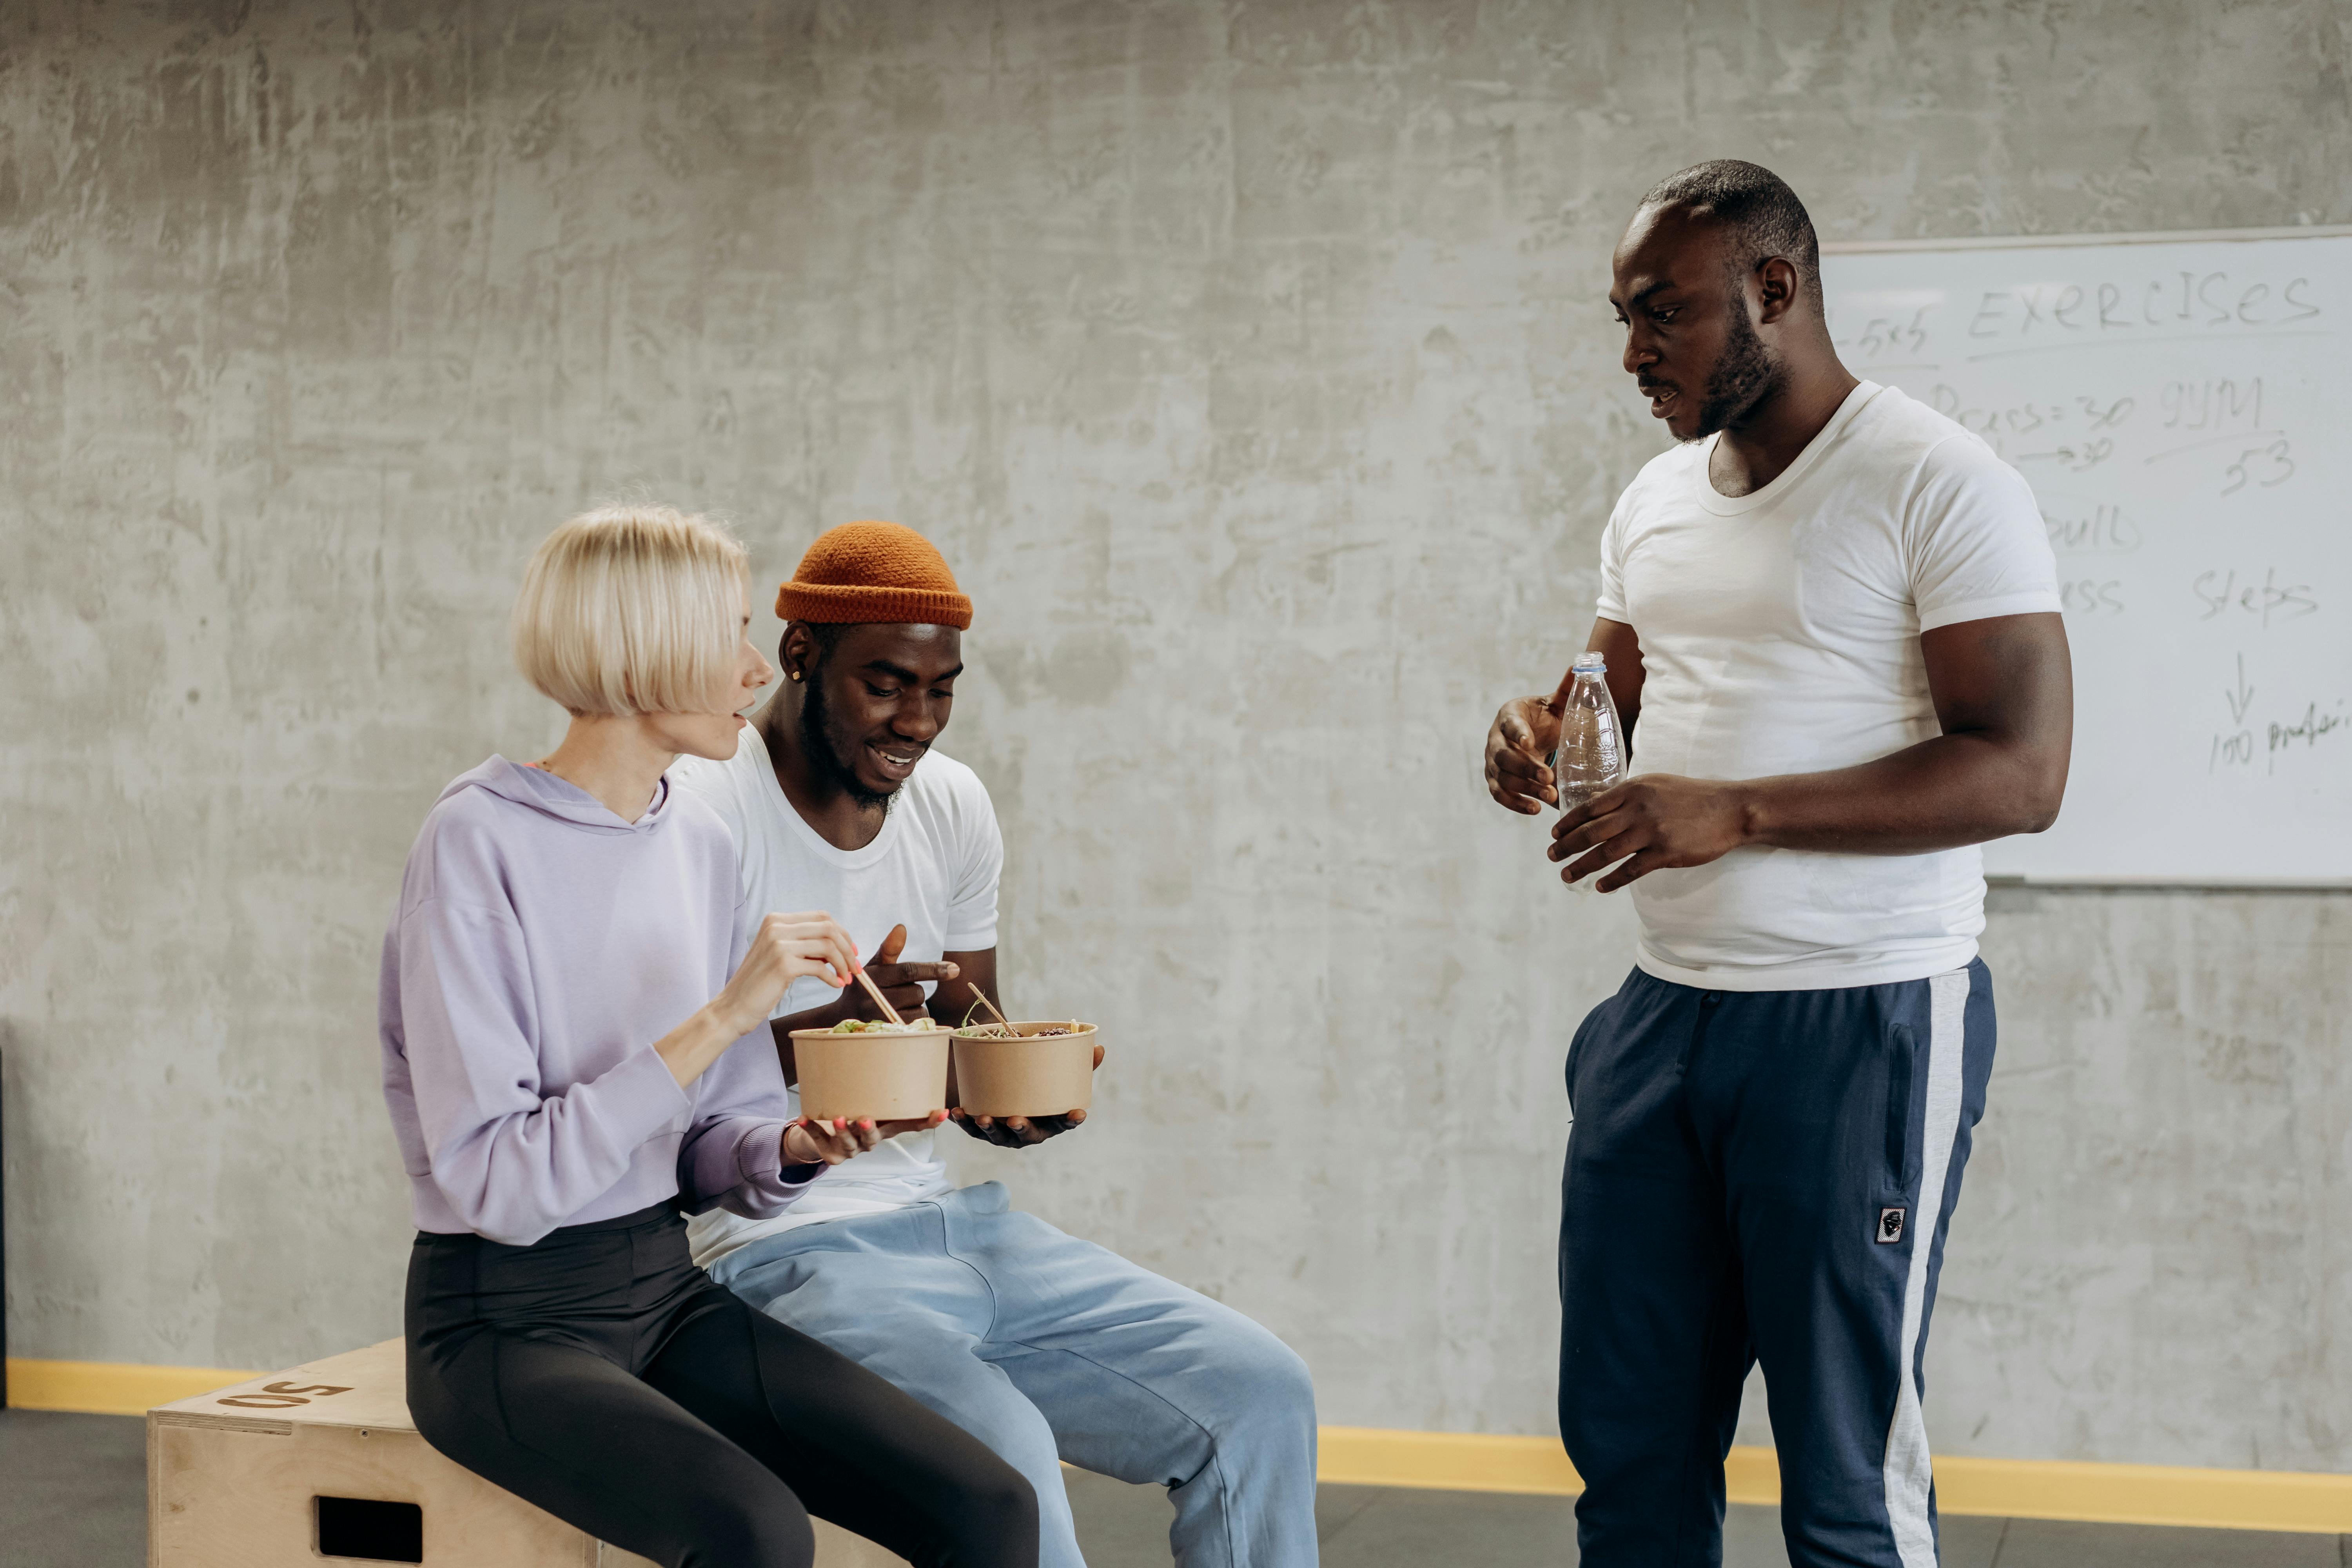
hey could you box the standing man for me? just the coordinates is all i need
[1483,162,2071,1568]
[673,522,1319,1568]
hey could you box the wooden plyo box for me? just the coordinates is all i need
[149,1338,904,1567]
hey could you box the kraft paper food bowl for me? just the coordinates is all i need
[950,1022,1099,1118]
[790,1028,951,1123]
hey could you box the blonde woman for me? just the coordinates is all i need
[381,505,1037,1568]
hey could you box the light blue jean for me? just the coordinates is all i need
[706,1183,1319,1568]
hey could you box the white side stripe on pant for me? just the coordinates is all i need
[1882,968,1969,1568]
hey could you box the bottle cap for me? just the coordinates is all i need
[1572,652,1606,673]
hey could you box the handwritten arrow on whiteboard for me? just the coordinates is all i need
[2226,654,2257,726]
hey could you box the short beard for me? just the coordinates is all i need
[797,659,897,812]
[1687,291,1782,441]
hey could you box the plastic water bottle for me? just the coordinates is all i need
[1548,651,1625,812]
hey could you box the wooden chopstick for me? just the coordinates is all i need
[853,967,906,1027]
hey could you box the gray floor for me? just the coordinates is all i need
[1071,1473,2349,1566]
[7,1408,2343,1565]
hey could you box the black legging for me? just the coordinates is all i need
[406,1203,1038,1568]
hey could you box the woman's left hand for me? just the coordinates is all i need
[781,1116,884,1166]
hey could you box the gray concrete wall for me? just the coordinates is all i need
[2,0,2345,1473]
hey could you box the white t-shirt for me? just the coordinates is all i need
[669,722,1004,1265]
[1596,381,2060,991]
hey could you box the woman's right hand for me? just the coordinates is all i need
[714,913,859,1037]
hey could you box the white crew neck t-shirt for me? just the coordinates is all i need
[1596,381,2061,992]
[670,722,1003,1265]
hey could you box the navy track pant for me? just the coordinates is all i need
[1557,960,1996,1568]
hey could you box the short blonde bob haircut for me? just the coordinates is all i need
[512,504,749,717]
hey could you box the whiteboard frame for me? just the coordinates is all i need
[1824,225,2352,254]
[1822,226,2352,889]
[1986,875,2352,891]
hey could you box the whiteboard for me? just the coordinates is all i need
[1820,230,2352,885]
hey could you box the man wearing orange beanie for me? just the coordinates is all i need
[670,523,1320,1568]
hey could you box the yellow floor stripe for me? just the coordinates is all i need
[14,1361,2350,1533]
[1318,1427,2352,1534]
[7,1358,265,1417]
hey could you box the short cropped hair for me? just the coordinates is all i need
[512,504,748,717]
[1640,159,1822,310]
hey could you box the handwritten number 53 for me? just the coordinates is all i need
[2222,439,2294,495]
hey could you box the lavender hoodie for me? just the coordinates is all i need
[380,756,812,1247]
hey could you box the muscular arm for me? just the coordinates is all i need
[1548,612,2073,889]
[928,947,1000,1029]
[1743,611,2071,851]
[1594,617,1645,741]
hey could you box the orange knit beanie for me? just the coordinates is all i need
[775,521,973,629]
